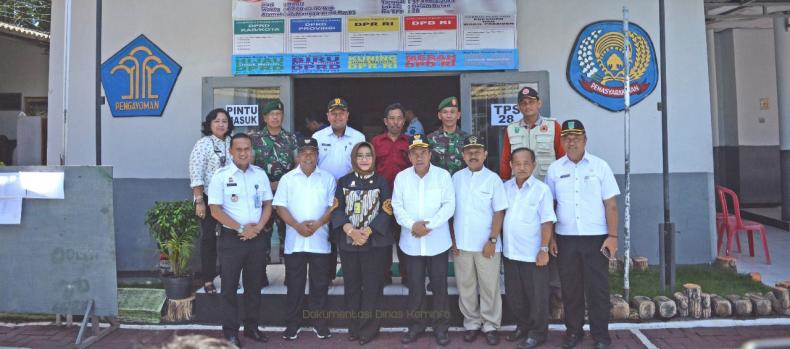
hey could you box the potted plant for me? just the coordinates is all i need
[145,200,200,299]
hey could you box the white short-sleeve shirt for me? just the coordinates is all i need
[272,166,337,254]
[452,167,508,252]
[545,152,620,236]
[392,165,455,256]
[502,176,557,262]
[207,163,273,226]
[313,126,366,179]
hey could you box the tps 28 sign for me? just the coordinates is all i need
[490,104,522,126]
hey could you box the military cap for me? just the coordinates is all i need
[463,135,485,149]
[327,97,348,111]
[261,99,284,115]
[517,86,539,101]
[561,119,586,136]
[298,137,319,152]
[437,96,459,111]
[408,134,430,150]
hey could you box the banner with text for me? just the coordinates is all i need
[232,0,517,75]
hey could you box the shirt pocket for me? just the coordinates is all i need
[474,189,494,211]
[508,133,525,146]
[518,202,540,225]
[535,134,554,152]
[224,186,241,203]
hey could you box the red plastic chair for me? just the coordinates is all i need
[716,185,771,264]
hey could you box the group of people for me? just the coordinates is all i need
[188,87,620,349]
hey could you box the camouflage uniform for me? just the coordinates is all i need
[251,128,298,260]
[427,129,469,175]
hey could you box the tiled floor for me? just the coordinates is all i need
[731,225,790,287]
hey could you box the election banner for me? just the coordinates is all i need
[231,0,518,75]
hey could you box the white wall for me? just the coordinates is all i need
[733,29,780,146]
[0,35,49,140]
[49,0,713,178]
[519,0,714,174]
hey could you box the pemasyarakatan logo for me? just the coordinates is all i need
[567,21,658,112]
[101,35,181,117]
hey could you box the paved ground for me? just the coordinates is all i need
[2,324,790,349]
[734,225,789,287]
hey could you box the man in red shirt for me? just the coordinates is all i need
[371,102,411,284]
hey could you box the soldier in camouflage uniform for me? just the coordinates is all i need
[250,99,298,284]
[427,96,469,175]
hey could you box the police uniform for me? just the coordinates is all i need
[545,120,620,347]
[451,136,508,342]
[251,99,298,262]
[392,135,455,344]
[331,145,394,342]
[427,96,469,175]
[207,160,273,341]
[499,87,564,181]
[272,138,337,339]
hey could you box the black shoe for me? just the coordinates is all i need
[484,331,500,346]
[358,333,378,345]
[313,326,332,339]
[282,326,301,341]
[592,341,611,349]
[243,327,268,342]
[518,337,546,349]
[224,334,242,348]
[435,331,450,346]
[401,330,421,344]
[506,328,528,342]
[463,330,479,342]
[561,333,583,349]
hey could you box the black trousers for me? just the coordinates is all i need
[219,228,268,335]
[503,257,549,340]
[199,193,219,284]
[262,211,284,255]
[404,250,450,334]
[284,252,331,329]
[556,234,610,343]
[339,247,388,338]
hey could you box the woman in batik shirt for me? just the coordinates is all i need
[331,141,394,345]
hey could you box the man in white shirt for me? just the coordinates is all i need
[273,137,337,341]
[545,120,620,349]
[208,133,273,348]
[392,134,455,346]
[313,97,366,282]
[451,135,508,346]
[502,147,557,349]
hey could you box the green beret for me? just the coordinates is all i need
[261,99,284,115]
[437,96,459,111]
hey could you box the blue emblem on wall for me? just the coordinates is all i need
[101,35,181,117]
[567,21,658,112]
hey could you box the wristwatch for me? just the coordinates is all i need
[488,237,497,244]
[539,246,549,253]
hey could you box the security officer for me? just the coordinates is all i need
[499,87,564,181]
[545,120,620,349]
[208,133,273,348]
[273,137,337,341]
[451,135,508,346]
[427,96,469,175]
[251,99,298,278]
[392,134,455,346]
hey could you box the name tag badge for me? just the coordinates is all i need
[560,174,570,179]
[353,201,362,214]
[226,183,238,187]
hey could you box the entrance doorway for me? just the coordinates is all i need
[293,75,459,140]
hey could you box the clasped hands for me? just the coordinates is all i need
[343,223,371,246]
